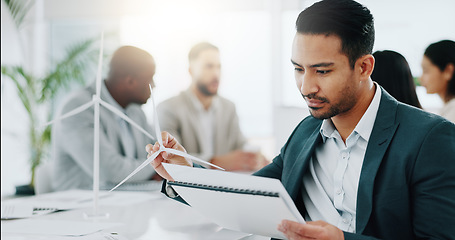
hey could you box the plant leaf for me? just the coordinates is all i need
[3,0,35,29]
[1,65,35,117]
[39,37,99,103]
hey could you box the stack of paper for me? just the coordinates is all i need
[2,219,121,236]
[162,163,305,239]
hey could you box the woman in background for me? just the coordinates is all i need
[372,50,422,108]
[420,40,455,122]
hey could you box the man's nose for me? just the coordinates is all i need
[214,68,221,78]
[300,74,318,96]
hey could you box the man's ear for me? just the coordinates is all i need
[124,76,135,89]
[443,63,454,82]
[189,61,196,77]
[357,54,375,82]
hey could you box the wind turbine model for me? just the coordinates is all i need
[109,84,224,192]
[43,33,223,217]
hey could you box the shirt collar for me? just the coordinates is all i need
[354,82,381,141]
[187,89,219,113]
[320,118,337,142]
[320,82,382,143]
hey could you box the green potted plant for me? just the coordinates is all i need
[2,0,99,195]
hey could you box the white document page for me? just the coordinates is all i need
[162,163,305,239]
[2,190,162,211]
[1,204,34,219]
[1,219,121,236]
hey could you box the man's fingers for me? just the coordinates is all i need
[161,131,169,145]
[281,220,320,238]
[145,144,153,153]
[162,151,172,160]
[153,142,160,151]
[161,131,178,149]
[284,231,305,240]
[152,162,174,181]
[282,220,308,236]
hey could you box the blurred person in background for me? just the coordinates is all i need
[420,40,455,122]
[371,50,422,108]
[157,42,268,172]
[52,46,160,191]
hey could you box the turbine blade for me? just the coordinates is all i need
[149,84,163,146]
[99,99,154,140]
[95,32,104,98]
[164,148,225,171]
[109,151,161,192]
[40,101,94,128]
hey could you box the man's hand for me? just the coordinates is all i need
[255,152,271,169]
[145,131,192,181]
[210,150,262,171]
[278,220,344,240]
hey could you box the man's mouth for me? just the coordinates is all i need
[306,98,326,108]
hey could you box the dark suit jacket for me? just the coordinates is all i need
[254,89,455,239]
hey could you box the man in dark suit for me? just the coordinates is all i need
[146,0,455,239]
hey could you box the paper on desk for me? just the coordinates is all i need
[1,204,33,219]
[2,190,162,211]
[1,204,58,219]
[79,232,130,240]
[203,228,252,240]
[1,219,121,236]
[162,163,305,239]
[2,190,110,210]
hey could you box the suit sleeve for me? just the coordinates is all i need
[56,96,154,183]
[253,117,313,180]
[254,151,284,180]
[343,232,380,240]
[410,120,455,239]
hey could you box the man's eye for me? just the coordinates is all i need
[316,70,331,74]
[294,68,304,72]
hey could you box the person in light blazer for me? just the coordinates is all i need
[147,0,455,239]
[157,42,268,172]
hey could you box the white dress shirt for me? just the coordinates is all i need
[188,91,217,159]
[302,83,382,233]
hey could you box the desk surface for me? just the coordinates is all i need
[1,190,270,240]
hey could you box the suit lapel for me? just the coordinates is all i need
[356,89,399,233]
[285,124,323,201]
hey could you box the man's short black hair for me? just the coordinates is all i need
[296,0,375,69]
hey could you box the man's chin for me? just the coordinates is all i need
[205,89,218,96]
[308,108,332,120]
